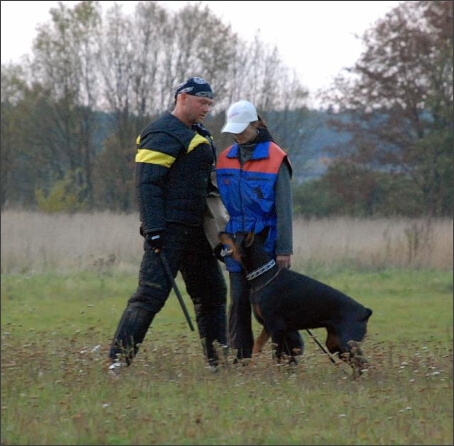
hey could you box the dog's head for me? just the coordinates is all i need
[218,231,254,265]
[217,229,272,273]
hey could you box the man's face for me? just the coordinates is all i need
[182,94,214,124]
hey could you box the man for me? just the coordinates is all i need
[108,77,227,375]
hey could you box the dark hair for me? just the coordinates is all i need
[257,114,268,129]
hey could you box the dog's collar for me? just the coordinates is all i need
[246,260,276,281]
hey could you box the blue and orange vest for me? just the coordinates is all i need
[216,141,288,272]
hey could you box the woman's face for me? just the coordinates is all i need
[233,123,258,144]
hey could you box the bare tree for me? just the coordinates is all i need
[1,0,311,211]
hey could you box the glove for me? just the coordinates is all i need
[144,231,165,251]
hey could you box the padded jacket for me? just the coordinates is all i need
[135,112,215,233]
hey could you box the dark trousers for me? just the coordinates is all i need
[228,272,303,360]
[109,223,227,366]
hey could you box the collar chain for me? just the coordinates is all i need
[246,260,276,281]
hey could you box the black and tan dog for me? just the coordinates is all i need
[219,231,373,377]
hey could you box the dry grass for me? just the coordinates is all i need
[1,211,142,274]
[292,216,452,271]
[1,211,452,274]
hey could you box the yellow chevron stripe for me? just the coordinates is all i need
[135,149,175,167]
[188,134,208,153]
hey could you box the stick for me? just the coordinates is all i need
[159,251,195,331]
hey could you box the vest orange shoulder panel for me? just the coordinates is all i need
[217,142,286,174]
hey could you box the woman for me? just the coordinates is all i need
[216,100,303,362]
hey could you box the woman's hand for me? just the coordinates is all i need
[276,255,291,270]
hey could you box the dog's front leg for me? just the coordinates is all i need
[252,327,270,355]
[252,303,270,355]
[269,329,287,364]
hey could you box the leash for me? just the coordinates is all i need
[305,329,337,364]
[305,329,349,374]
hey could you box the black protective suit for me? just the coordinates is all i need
[109,113,227,367]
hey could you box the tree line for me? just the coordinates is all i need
[1,1,452,217]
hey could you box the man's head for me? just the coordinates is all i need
[174,77,214,100]
[173,77,214,126]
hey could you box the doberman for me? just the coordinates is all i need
[218,231,373,377]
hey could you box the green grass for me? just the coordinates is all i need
[1,269,453,445]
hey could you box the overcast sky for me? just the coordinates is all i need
[1,1,402,105]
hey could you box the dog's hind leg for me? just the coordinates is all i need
[325,328,341,356]
[323,319,369,378]
[346,340,369,377]
[337,332,369,378]
[324,328,364,377]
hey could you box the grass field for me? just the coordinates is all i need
[1,212,453,445]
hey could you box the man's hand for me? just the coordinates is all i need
[144,231,165,252]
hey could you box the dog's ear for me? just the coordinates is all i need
[257,226,270,240]
[244,231,255,248]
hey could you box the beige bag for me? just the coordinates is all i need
[204,172,229,249]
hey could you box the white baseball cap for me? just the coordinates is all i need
[221,100,258,134]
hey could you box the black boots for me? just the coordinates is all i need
[108,305,155,366]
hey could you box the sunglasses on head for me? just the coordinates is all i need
[193,91,214,99]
